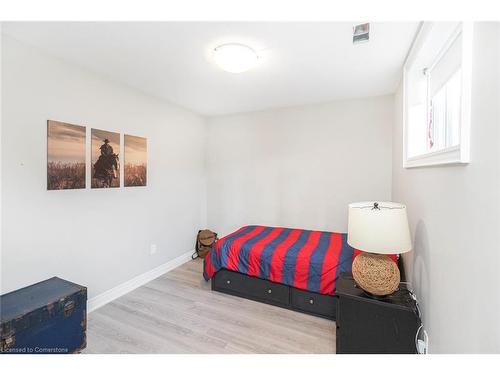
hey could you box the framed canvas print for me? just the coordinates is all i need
[91,128,120,188]
[124,134,147,187]
[47,120,86,190]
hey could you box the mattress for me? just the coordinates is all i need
[203,225,357,295]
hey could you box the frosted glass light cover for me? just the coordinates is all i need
[347,201,412,254]
[213,44,258,73]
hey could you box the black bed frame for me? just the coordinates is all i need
[211,257,406,321]
[212,269,338,320]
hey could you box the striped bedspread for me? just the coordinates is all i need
[203,225,357,295]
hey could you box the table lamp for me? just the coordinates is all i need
[347,201,412,296]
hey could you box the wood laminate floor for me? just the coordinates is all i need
[84,258,336,354]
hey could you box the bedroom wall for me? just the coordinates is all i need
[392,22,500,353]
[206,95,394,236]
[0,23,3,295]
[0,36,207,299]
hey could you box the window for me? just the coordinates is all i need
[403,22,473,168]
[428,68,461,151]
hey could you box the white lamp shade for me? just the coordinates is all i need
[347,201,412,254]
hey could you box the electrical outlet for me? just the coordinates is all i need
[150,244,157,255]
[417,339,426,354]
[416,326,429,354]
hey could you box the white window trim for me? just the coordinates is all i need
[403,22,473,169]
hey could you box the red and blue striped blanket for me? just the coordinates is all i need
[203,225,357,295]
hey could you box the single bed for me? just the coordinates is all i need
[204,225,384,320]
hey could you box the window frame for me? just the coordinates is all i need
[403,22,473,168]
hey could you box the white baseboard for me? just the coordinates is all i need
[87,250,194,313]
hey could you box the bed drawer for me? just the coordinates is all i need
[213,270,290,307]
[290,288,336,320]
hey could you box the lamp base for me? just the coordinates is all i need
[352,252,400,296]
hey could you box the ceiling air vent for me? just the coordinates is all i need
[353,23,370,44]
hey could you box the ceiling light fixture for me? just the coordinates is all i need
[213,43,259,73]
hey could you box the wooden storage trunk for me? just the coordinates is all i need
[0,277,87,354]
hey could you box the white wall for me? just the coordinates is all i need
[0,36,207,299]
[392,22,500,353]
[0,23,3,296]
[206,96,394,236]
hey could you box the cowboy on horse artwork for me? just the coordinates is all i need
[93,138,119,188]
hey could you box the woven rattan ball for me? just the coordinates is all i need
[352,253,400,296]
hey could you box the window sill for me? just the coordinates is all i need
[404,145,469,168]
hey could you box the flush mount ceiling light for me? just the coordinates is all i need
[213,43,259,73]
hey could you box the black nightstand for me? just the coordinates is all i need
[335,273,421,354]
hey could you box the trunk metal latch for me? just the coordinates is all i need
[63,300,76,317]
[0,335,16,352]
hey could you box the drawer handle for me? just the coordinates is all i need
[309,298,314,305]
[226,280,231,285]
[267,289,272,294]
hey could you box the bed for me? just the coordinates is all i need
[203,225,374,320]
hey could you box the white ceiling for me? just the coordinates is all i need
[2,22,419,116]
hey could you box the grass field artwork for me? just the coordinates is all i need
[47,120,86,190]
[124,134,147,187]
[91,129,120,188]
